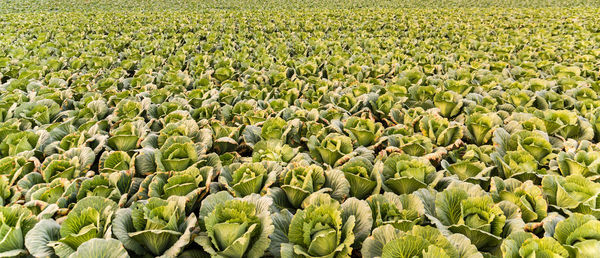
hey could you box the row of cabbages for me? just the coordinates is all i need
[3,8,600,257]
[7,165,600,258]
[4,167,600,258]
[2,92,600,256]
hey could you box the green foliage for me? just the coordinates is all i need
[3,1,600,257]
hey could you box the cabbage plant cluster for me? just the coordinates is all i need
[2,3,600,258]
[1,0,598,13]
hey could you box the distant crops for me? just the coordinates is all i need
[1,0,600,12]
[2,2,600,258]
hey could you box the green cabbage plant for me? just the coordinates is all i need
[261,117,287,141]
[13,100,61,126]
[25,196,118,257]
[134,166,212,212]
[337,157,381,199]
[394,134,434,157]
[555,150,600,179]
[542,175,600,216]
[441,159,493,185]
[493,150,544,181]
[194,191,274,258]
[433,90,463,118]
[107,120,148,152]
[308,133,353,166]
[272,194,372,258]
[465,113,502,146]
[378,153,442,195]
[76,174,134,206]
[40,147,95,182]
[422,182,524,254]
[99,150,134,174]
[0,131,41,158]
[219,161,281,197]
[343,116,383,147]
[419,114,463,147]
[501,231,568,258]
[252,139,299,164]
[535,110,593,141]
[112,197,196,257]
[279,164,326,208]
[493,128,555,165]
[23,177,77,214]
[362,224,481,258]
[156,136,200,171]
[0,153,37,187]
[0,175,15,206]
[490,178,547,224]
[366,192,425,231]
[0,205,38,257]
[551,213,600,257]
[110,98,149,122]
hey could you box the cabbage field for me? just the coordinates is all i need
[2,0,600,257]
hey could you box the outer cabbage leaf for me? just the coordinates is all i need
[67,238,129,258]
